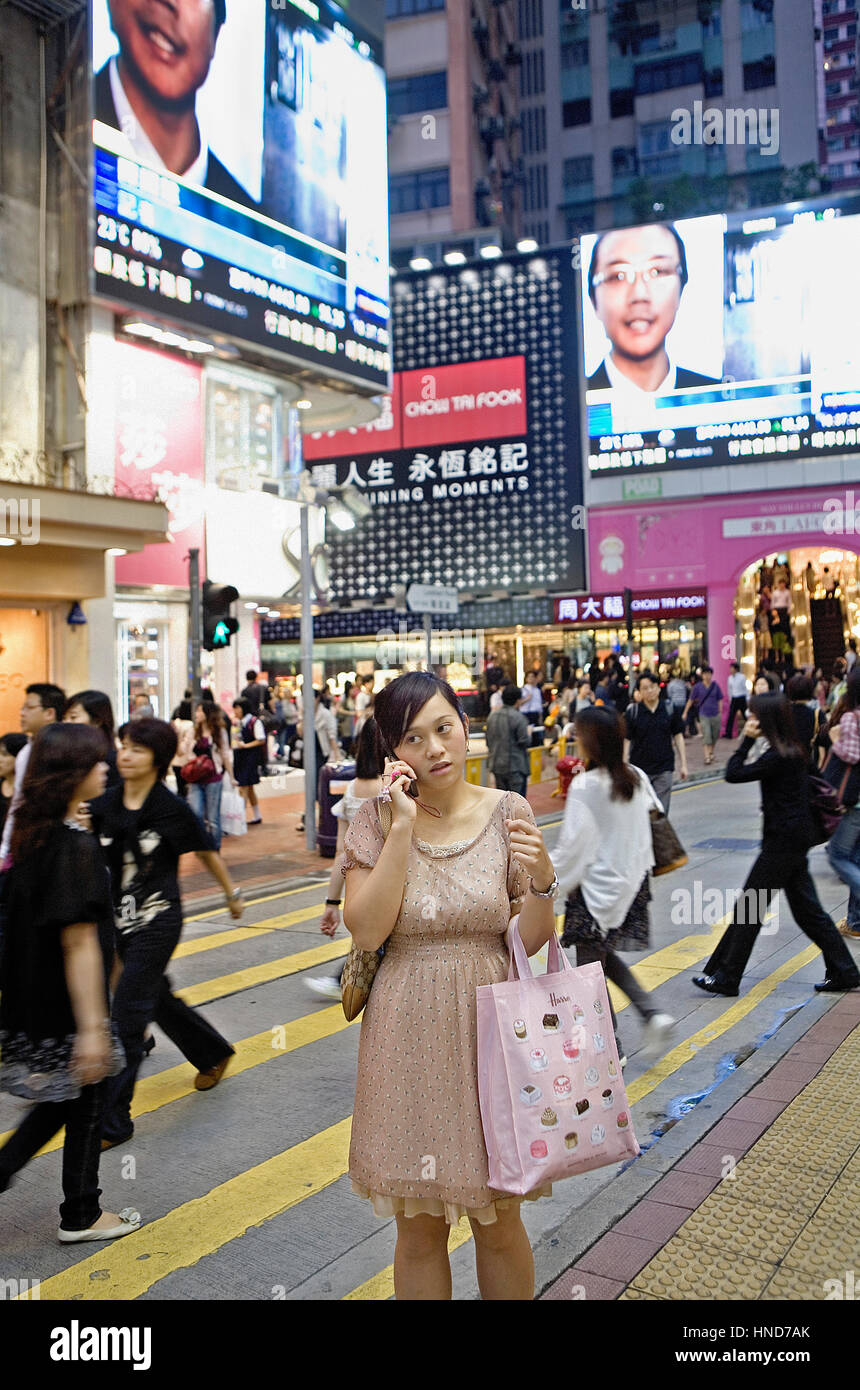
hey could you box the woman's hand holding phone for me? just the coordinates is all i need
[384,758,419,827]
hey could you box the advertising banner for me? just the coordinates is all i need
[578,195,860,476]
[91,0,389,389]
[113,343,205,588]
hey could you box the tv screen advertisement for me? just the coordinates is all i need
[579,195,860,476]
[90,0,390,390]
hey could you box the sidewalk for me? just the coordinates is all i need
[539,992,860,1301]
[180,731,732,908]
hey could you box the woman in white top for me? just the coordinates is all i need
[306,718,384,999]
[551,706,675,1064]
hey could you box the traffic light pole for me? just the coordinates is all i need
[188,548,203,702]
[300,502,316,853]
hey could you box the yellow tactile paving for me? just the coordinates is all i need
[625,1024,860,1300]
[620,1237,776,1300]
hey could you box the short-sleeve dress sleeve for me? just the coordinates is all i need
[341,797,385,878]
[33,830,111,933]
[502,791,536,906]
[157,792,216,856]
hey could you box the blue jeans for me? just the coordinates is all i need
[827,804,860,929]
[187,777,223,850]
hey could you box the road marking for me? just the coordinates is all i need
[339,941,819,1301]
[174,901,329,960]
[342,1218,475,1301]
[179,939,350,1007]
[184,878,330,922]
[28,1120,353,1301]
[1,1006,356,1157]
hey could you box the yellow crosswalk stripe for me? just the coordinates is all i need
[27,1120,353,1301]
[342,1219,474,1300]
[184,878,330,922]
[339,941,819,1300]
[173,901,330,960]
[1,1006,356,1157]
[178,938,349,1006]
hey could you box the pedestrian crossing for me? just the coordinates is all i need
[8,869,842,1302]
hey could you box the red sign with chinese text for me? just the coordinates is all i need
[113,343,205,588]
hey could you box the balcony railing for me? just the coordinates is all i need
[0,444,162,502]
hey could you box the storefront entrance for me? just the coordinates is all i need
[735,547,860,680]
[0,608,49,731]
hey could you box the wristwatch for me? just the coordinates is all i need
[325,898,343,907]
[227,889,242,904]
[529,872,559,899]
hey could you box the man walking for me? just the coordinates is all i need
[624,670,687,815]
[486,686,532,798]
[0,683,66,865]
[684,665,724,766]
[241,670,266,714]
[725,661,750,739]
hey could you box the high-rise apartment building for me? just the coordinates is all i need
[386,0,524,267]
[817,0,860,190]
[516,0,823,245]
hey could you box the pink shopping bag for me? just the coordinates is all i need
[477,920,640,1194]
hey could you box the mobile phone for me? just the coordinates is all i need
[405,779,420,799]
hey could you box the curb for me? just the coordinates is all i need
[530,990,842,1296]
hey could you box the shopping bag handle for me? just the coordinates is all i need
[506,916,572,981]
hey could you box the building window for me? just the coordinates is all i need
[521,48,546,98]
[611,145,638,176]
[564,154,593,185]
[701,7,722,37]
[740,0,773,30]
[704,67,723,96]
[517,0,543,40]
[563,97,592,126]
[561,38,589,68]
[565,211,593,240]
[389,167,450,214]
[387,71,448,117]
[522,105,547,154]
[634,53,704,96]
[524,163,548,212]
[638,120,681,177]
[609,87,634,118]
[743,56,776,90]
[386,0,445,15]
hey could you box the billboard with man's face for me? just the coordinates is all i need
[579,194,860,475]
[91,0,389,389]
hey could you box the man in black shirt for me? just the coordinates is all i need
[241,670,266,714]
[624,670,688,814]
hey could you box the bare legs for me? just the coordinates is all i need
[393,1204,534,1301]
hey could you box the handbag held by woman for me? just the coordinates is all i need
[477,920,640,1193]
[341,798,392,1021]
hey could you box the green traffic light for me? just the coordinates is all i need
[213,620,231,647]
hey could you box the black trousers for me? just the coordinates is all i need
[103,914,233,1142]
[573,938,657,1045]
[704,841,859,991]
[493,772,529,798]
[0,1080,107,1229]
[726,696,747,739]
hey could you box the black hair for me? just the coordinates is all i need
[786,674,814,702]
[173,700,193,721]
[11,724,106,863]
[0,731,28,762]
[700,665,714,675]
[501,685,521,706]
[373,671,466,765]
[233,697,251,716]
[245,670,258,682]
[844,669,860,710]
[118,718,178,780]
[587,222,689,304]
[637,670,658,688]
[65,690,116,754]
[749,693,804,761]
[354,716,383,780]
[214,0,226,32]
[574,706,640,802]
[25,682,66,722]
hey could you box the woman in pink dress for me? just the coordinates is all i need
[342,672,558,1300]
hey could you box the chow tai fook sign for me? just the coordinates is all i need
[299,250,585,603]
[555,590,708,627]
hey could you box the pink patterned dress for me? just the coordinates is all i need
[341,789,552,1225]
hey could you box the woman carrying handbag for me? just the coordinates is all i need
[185,701,232,850]
[341,672,558,1300]
[552,706,676,1067]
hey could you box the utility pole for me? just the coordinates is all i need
[300,501,316,853]
[188,548,202,702]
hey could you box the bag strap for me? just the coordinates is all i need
[506,916,572,982]
[376,797,392,840]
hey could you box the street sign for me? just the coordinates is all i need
[406,583,458,615]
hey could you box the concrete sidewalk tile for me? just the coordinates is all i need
[618,1287,664,1300]
[540,1268,625,1302]
[674,1143,736,1179]
[760,1265,833,1300]
[697,1115,771,1152]
[785,1042,847,1064]
[626,1236,776,1300]
[612,1199,691,1244]
[647,1170,721,1210]
[576,1231,665,1282]
[762,1060,824,1087]
[748,1074,823,1104]
[780,1212,860,1278]
[724,1096,787,1125]
[680,1194,811,1265]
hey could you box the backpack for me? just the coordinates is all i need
[628,698,675,727]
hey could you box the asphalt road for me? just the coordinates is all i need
[1,774,856,1301]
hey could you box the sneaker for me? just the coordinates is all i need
[640,1013,676,1058]
[305,976,343,1001]
[618,1054,628,1070]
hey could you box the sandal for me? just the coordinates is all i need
[58,1207,141,1243]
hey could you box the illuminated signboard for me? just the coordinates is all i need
[91,0,389,389]
[578,194,860,475]
[554,591,707,625]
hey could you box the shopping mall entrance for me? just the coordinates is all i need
[734,546,860,680]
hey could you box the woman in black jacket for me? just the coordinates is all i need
[693,693,859,998]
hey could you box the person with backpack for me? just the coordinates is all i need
[624,670,688,815]
[692,693,860,998]
[230,698,266,826]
